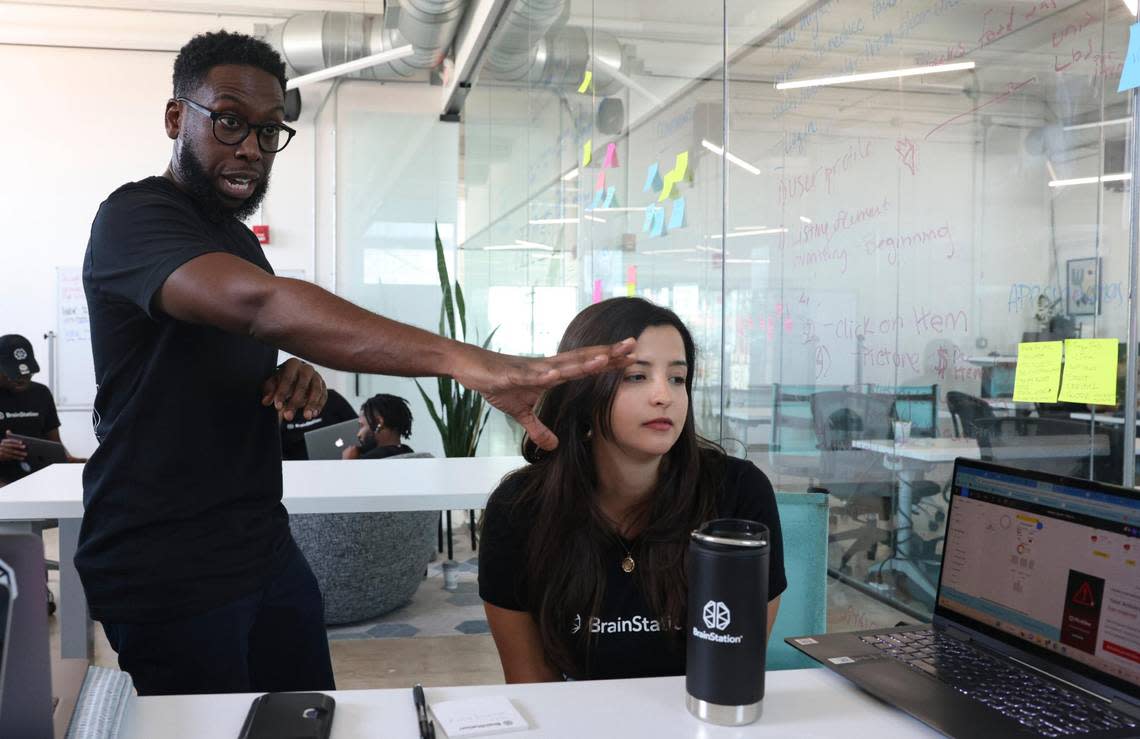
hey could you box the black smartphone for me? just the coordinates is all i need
[237,692,335,739]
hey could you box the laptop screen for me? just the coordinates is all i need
[937,459,1140,696]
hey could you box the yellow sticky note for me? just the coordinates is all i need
[1059,338,1119,406]
[674,150,689,181]
[1012,341,1062,403]
[578,70,593,94]
[658,172,677,202]
[626,282,636,296]
[582,139,592,167]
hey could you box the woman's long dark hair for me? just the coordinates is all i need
[504,297,725,677]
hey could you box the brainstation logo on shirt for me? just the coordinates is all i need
[570,613,681,635]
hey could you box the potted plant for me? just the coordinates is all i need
[415,224,497,564]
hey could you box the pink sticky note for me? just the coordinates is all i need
[593,279,603,304]
[626,265,637,284]
[603,142,619,169]
[595,170,606,193]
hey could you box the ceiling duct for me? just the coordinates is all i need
[261,1,466,83]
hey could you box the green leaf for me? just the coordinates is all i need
[455,280,468,343]
[435,223,456,340]
[413,379,446,438]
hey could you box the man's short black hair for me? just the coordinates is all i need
[173,30,287,98]
[362,394,414,440]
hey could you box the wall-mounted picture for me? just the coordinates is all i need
[1066,257,1101,316]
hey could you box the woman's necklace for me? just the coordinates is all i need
[618,538,636,574]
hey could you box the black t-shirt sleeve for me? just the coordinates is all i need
[323,389,357,424]
[37,384,61,434]
[477,475,531,612]
[86,190,222,319]
[722,459,787,601]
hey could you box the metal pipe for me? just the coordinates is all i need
[1124,89,1139,488]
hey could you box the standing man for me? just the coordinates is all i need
[80,30,635,697]
[0,334,82,487]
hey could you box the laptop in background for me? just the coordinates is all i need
[789,458,1140,738]
[303,419,361,460]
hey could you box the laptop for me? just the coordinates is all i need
[789,457,1140,738]
[303,419,361,460]
[7,434,66,475]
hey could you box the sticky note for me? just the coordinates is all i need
[674,150,690,181]
[578,70,593,94]
[590,188,605,209]
[626,265,637,284]
[1060,338,1119,405]
[592,279,602,303]
[603,142,619,169]
[595,170,605,193]
[668,197,686,229]
[1119,22,1140,93]
[642,205,655,233]
[603,186,616,208]
[651,206,666,236]
[1012,341,1062,403]
[626,282,637,297]
[582,139,592,167]
[658,172,678,202]
[643,163,662,192]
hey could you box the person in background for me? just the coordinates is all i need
[478,298,785,682]
[342,393,414,460]
[280,387,356,460]
[0,334,83,487]
[79,30,635,698]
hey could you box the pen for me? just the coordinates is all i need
[413,683,435,739]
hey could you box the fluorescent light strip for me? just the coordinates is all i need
[1063,117,1130,132]
[584,215,607,223]
[515,240,553,250]
[562,169,580,181]
[685,258,771,264]
[642,248,698,255]
[696,245,723,253]
[528,218,579,225]
[1048,173,1131,187]
[776,60,975,91]
[799,216,812,224]
[591,207,648,212]
[708,228,787,238]
[700,140,762,175]
[286,45,415,90]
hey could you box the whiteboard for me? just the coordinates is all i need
[55,267,96,409]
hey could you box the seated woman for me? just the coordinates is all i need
[341,393,415,460]
[479,297,785,682]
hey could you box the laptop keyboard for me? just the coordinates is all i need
[860,629,1138,738]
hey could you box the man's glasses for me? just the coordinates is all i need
[176,97,296,154]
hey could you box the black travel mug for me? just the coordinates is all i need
[685,518,769,726]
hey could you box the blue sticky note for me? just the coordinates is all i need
[651,206,666,237]
[669,197,686,229]
[641,205,655,233]
[1120,21,1140,93]
[590,188,605,209]
[603,186,616,208]
[643,163,661,192]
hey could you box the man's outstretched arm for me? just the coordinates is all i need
[156,252,636,449]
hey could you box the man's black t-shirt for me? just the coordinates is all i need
[0,382,61,482]
[478,455,786,681]
[360,443,415,460]
[78,176,291,624]
[280,389,357,460]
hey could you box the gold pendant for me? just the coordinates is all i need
[621,555,635,573]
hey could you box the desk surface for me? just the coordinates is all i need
[119,670,936,739]
[0,456,528,520]
[852,435,1118,463]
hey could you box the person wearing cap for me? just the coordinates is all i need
[0,334,83,487]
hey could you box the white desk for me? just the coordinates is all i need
[119,670,937,738]
[0,457,527,660]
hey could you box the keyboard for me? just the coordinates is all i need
[860,629,1138,738]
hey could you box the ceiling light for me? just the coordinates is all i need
[799,216,812,223]
[515,240,553,250]
[286,45,416,90]
[642,248,698,255]
[1048,173,1131,187]
[529,218,580,225]
[592,207,649,213]
[584,215,607,223]
[1062,117,1130,132]
[708,228,787,238]
[700,139,761,175]
[562,169,580,181]
[776,61,975,91]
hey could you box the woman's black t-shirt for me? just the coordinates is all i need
[478,455,786,681]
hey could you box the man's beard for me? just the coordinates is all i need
[176,139,270,223]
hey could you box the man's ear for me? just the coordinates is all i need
[164,98,181,140]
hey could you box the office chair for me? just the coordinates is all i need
[946,391,995,438]
[972,417,1105,480]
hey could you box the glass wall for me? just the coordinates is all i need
[458,0,1138,626]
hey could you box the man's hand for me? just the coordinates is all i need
[262,359,328,422]
[341,445,361,460]
[455,338,637,451]
[0,432,27,463]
